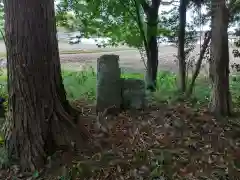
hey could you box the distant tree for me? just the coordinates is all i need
[177,0,204,93]
[4,0,89,171]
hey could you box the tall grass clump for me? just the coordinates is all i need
[62,67,96,101]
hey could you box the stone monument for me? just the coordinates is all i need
[96,54,122,113]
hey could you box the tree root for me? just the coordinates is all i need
[4,102,91,172]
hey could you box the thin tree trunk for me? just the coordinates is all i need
[133,0,148,68]
[144,2,160,92]
[4,0,89,171]
[177,0,187,93]
[146,20,158,91]
[209,0,231,116]
[187,31,211,95]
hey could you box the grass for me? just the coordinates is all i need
[61,70,240,107]
[0,52,5,58]
[0,68,240,106]
[62,69,96,101]
[60,70,220,110]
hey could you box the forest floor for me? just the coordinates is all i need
[1,100,240,180]
[0,70,240,179]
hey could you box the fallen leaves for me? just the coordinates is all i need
[68,102,240,179]
[2,100,240,179]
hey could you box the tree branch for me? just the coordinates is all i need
[140,0,150,13]
[118,0,149,68]
[187,31,211,96]
[133,0,149,67]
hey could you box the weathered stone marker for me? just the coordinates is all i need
[96,54,122,113]
[121,78,145,110]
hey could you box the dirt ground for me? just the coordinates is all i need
[1,100,240,179]
[59,43,238,74]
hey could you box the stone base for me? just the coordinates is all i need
[121,78,146,110]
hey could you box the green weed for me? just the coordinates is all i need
[62,69,96,101]
[0,146,9,168]
[0,69,240,107]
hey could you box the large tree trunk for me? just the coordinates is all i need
[4,0,89,171]
[209,0,232,116]
[177,0,187,93]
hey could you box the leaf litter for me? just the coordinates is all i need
[1,100,240,180]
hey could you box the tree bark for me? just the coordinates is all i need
[143,0,160,92]
[209,0,232,116]
[145,18,158,92]
[177,0,187,93]
[187,31,211,95]
[4,0,89,171]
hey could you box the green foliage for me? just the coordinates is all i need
[56,0,170,48]
[233,28,240,58]
[159,5,198,46]
[0,68,238,108]
[229,0,240,25]
[0,146,9,168]
[62,68,97,101]
[61,69,210,105]
[61,70,212,106]
[1,68,240,110]
[56,0,139,47]
[0,69,7,111]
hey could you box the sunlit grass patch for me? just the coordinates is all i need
[0,67,240,107]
